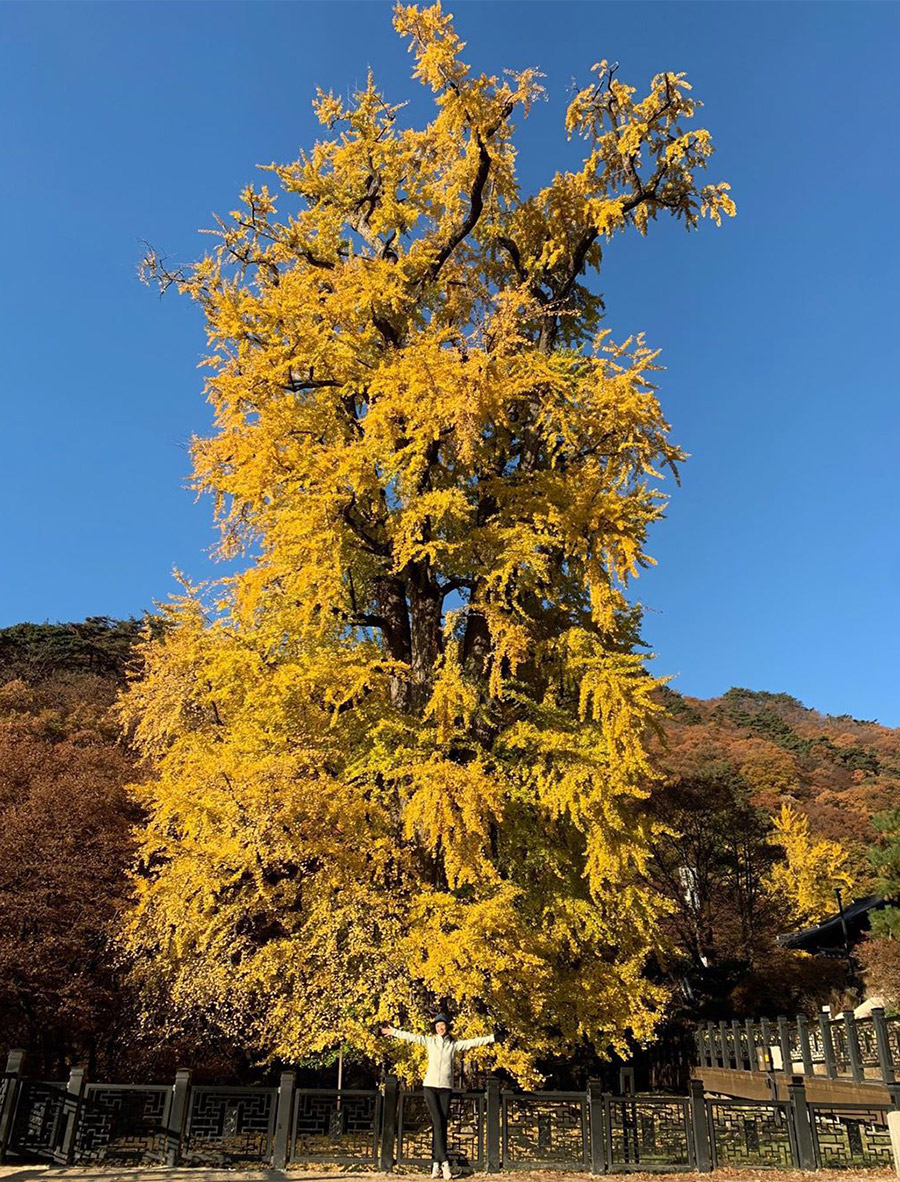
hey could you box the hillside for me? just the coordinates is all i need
[0,616,148,682]
[642,686,896,1016]
[0,619,894,1051]
[652,686,899,851]
[1,623,891,851]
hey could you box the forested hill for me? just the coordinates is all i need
[0,616,150,1076]
[0,616,146,682]
[0,618,896,1067]
[652,686,900,847]
[0,619,895,850]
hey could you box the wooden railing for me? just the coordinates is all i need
[695,1008,900,1085]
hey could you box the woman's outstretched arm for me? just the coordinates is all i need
[453,1033,495,1050]
[381,1024,428,1046]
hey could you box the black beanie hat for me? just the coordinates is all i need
[432,1013,450,1028]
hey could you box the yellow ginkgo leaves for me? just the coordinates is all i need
[122,1,734,1083]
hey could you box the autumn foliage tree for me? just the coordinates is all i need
[858,811,900,1009]
[0,621,143,1077]
[647,767,785,981]
[121,2,734,1081]
[765,803,855,927]
[645,765,851,1017]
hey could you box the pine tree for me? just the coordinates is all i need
[866,809,900,939]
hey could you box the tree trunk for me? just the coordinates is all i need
[408,565,443,714]
[373,575,412,709]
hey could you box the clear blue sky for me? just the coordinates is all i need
[2,2,898,723]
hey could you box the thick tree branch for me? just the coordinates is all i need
[438,576,475,598]
[372,314,400,346]
[300,250,337,270]
[287,368,343,392]
[424,132,491,283]
[340,502,391,557]
[496,236,526,282]
[422,94,514,286]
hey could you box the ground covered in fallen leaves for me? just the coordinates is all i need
[0,1166,896,1182]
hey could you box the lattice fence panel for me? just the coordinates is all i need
[745,1025,767,1071]
[718,1029,737,1070]
[708,1101,793,1169]
[606,1097,691,1169]
[9,1082,69,1159]
[75,1085,171,1164]
[788,1024,804,1065]
[830,1023,851,1075]
[502,1093,587,1168]
[886,1016,900,1067]
[291,1090,379,1162]
[855,1020,880,1073]
[810,1105,894,1169]
[183,1087,276,1165]
[399,1092,483,1168]
[808,1024,827,1068]
[732,1027,751,1071]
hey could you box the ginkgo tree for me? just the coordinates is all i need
[766,803,855,927]
[119,1,734,1082]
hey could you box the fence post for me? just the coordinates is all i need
[379,1074,399,1173]
[842,1010,864,1082]
[787,1074,816,1170]
[817,1013,837,1078]
[731,1021,745,1070]
[760,1018,775,1072]
[703,1022,714,1066]
[689,1079,712,1172]
[714,1021,728,1068]
[60,1066,86,1165]
[796,1014,814,1076]
[745,1020,760,1072]
[718,1021,732,1069]
[587,1079,605,1175]
[166,1068,191,1166]
[0,1049,25,1163]
[272,1070,295,1169]
[884,1081,900,1175]
[872,1006,897,1084]
[888,1110,900,1180]
[694,1026,707,1068]
[777,1016,793,1073]
[486,1076,501,1173]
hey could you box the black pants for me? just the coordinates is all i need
[423,1086,451,1163]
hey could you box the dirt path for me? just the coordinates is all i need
[0,1167,896,1182]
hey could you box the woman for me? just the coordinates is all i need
[381,1014,495,1179]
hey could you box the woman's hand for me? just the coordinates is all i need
[380,1024,391,1036]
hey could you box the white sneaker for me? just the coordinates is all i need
[441,1162,453,1180]
[431,1165,440,1178]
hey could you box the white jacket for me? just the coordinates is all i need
[386,1027,495,1087]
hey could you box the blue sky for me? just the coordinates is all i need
[2,1,898,723]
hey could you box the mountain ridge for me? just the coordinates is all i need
[653,684,899,851]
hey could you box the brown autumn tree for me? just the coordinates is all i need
[644,761,848,1017]
[0,671,141,1075]
[0,620,265,1080]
